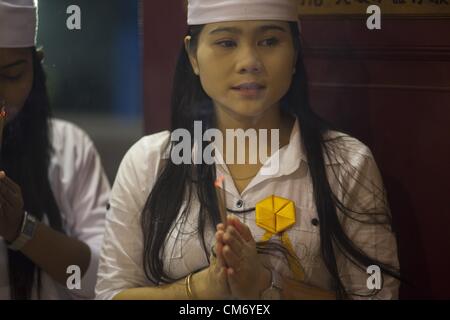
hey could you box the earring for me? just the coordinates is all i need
[292,68,296,75]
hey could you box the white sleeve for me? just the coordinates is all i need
[49,120,111,299]
[336,145,400,300]
[95,133,168,300]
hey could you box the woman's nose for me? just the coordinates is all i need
[236,46,263,74]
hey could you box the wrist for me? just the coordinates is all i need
[7,211,38,251]
[190,269,210,300]
[193,268,230,300]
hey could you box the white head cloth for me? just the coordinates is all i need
[187,0,299,25]
[0,0,37,48]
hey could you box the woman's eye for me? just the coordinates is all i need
[0,73,22,81]
[260,38,279,47]
[216,40,237,48]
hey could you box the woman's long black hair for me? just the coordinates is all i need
[141,22,401,299]
[1,48,63,299]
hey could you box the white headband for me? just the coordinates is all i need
[0,0,38,48]
[187,0,299,25]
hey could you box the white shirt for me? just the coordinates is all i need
[96,118,400,300]
[0,119,111,300]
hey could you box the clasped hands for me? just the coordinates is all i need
[191,215,272,300]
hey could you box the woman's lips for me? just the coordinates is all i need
[231,84,266,99]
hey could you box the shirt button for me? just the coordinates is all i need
[311,218,320,226]
[236,200,244,208]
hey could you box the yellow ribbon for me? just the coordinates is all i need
[256,195,305,282]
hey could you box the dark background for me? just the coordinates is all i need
[37,0,143,183]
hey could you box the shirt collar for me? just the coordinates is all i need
[255,117,345,174]
[214,117,345,195]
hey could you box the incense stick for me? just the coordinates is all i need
[214,175,228,228]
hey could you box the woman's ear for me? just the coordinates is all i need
[184,36,200,76]
[36,49,45,63]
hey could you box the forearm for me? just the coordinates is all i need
[20,222,91,285]
[282,278,336,300]
[113,278,188,300]
[114,268,218,300]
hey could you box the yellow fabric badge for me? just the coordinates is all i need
[255,195,305,281]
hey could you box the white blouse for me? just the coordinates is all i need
[96,118,400,300]
[0,119,111,300]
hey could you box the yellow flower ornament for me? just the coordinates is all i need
[255,195,305,281]
[255,195,296,233]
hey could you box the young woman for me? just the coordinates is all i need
[0,0,110,299]
[96,0,400,300]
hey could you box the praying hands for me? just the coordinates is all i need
[214,215,272,300]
